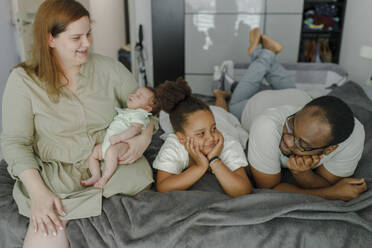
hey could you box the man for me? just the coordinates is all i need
[247,92,366,201]
[214,28,367,201]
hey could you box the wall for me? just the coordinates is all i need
[0,0,20,131]
[185,0,303,95]
[89,0,126,59]
[340,0,372,85]
[129,0,154,87]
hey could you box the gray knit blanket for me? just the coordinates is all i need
[1,81,371,248]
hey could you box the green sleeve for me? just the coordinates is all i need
[1,69,39,179]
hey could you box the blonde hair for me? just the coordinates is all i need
[15,0,89,102]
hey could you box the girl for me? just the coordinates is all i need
[153,78,252,197]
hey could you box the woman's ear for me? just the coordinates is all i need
[324,144,338,155]
[175,131,186,144]
[48,33,56,48]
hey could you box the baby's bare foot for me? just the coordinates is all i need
[248,28,261,54]
[94,177,110,189]
[213,89,231,99]
[261,34,283,54]
[81,175,101,186]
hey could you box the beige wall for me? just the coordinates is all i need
[89,0,126,59]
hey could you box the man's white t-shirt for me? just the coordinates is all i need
[248,105,365,177]
[153,133,248,174]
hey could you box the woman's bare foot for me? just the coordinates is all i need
[214,89,231,99]
[261,34,283,54]
[248,28,261,54]
[94,176,110,189]
[214,89,231,111]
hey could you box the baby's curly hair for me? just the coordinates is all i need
[156,77,210,133]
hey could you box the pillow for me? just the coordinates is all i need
[159,106,249,149]
[328,81,372,178]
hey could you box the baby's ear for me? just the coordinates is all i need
[143,105,152,113]
[176,132,186,144]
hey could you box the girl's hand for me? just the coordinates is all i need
[207,130,224,160]
[185,137,208,169]
[30,188,66,236]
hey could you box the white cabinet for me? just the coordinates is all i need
[185,0,265,14]
[184,0,304,95]
[266,0,304,13]
[265,14,302,63]
[185,14,264,74]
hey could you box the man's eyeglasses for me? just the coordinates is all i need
[284,114,328,152]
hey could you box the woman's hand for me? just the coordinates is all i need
[30,187,66,236]
[185,137,209,169]
[118,136,146,164]
[19,169,66,236]
[118,123,153,164]
[207,130,224,160]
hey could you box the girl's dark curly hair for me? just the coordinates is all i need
[156,77,211,133]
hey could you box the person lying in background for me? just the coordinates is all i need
[215,28,367,201]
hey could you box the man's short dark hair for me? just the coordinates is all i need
[304,96,354,145]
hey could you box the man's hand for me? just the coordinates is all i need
[329,178,367,201]
[287,155,322,175]
[207,130,224,160]
[185,137,209,169]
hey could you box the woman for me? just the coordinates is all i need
[214,28,296,124]
[1,1,155,247]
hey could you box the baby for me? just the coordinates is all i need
[81,87,160,188]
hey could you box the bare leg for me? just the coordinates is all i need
[24,220,69,248]
[94,143,129,189]
[248,28,261,54]
[261,34,283,54]
[229,29,271,118]
[214,89,231,111]
[81,145,102,186]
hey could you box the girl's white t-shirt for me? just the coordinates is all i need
[153,133,248,174]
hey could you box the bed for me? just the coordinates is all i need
[1,80,372,248]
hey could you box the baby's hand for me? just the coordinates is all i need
[109,135,121,145]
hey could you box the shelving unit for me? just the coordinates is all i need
[298,0,347,63]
